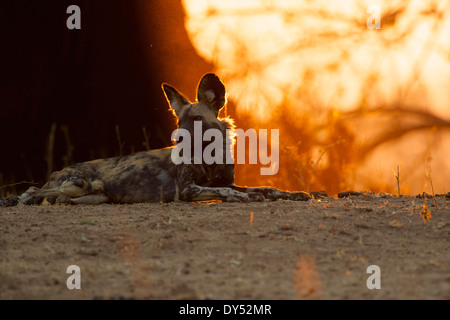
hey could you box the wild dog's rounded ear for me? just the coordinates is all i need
[197,73,226,112]
[162,83,190,117]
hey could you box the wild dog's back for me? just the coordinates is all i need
[100,148,177,203]
[46,147,177,203]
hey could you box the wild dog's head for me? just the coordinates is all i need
[162,73,235,164]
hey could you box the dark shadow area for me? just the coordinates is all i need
[0,0,212,195]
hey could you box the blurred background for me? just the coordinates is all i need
[1,0,449,197]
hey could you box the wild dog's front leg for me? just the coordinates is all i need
[181,184,264,202]
[232,186,311,201]
[176,164,264,202]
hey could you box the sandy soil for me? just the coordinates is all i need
[1,193,449,300]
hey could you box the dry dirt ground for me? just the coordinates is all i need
[1,193,449,300]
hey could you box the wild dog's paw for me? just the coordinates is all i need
[290,192,311,201]
[56,195,73,205]
[247,192,265,202]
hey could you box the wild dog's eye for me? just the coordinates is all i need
[193,115,203,121]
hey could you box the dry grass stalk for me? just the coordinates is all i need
[47,123,57,179]
[115,125,125,156]
[392,165,400,196]
[142,126,151,151]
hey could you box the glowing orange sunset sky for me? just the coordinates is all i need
[181,0,450,194]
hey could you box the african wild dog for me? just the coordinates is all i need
[2,73,310,206]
